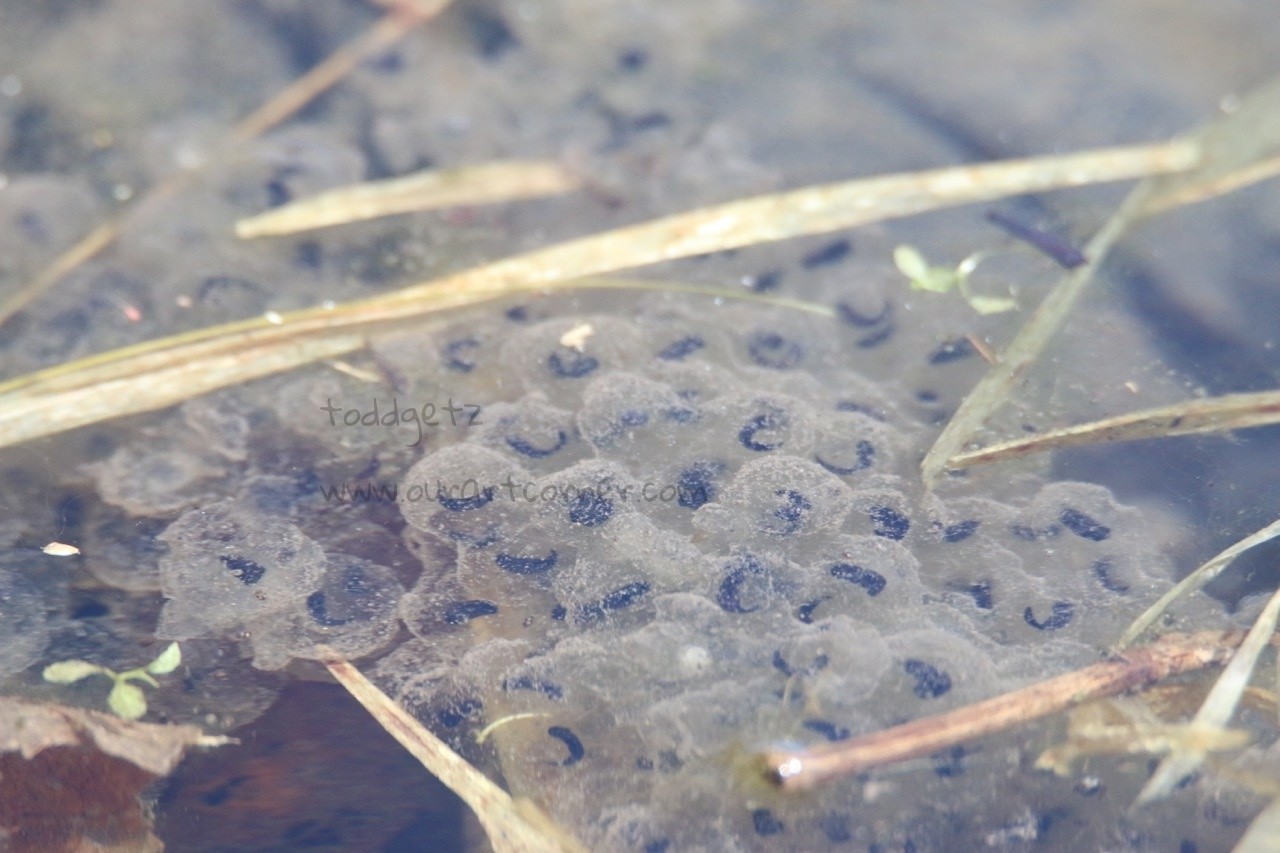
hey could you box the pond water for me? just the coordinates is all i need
[2,2,1279,851]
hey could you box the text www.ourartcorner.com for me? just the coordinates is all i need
[319,478,703,505]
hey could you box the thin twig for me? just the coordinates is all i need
[759,630,1244,791]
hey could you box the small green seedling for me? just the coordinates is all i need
[892,244,1018,315]
[43,641,182,720]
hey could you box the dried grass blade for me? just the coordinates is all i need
[0,335,368,449]
[0,279,829,448]
[1115,518,1280,650]
[237,161,581,237]
[380,141,1198,299]
[946,390,1280,470]
[321,649,586,853]
[0,140,1199,446]
[5,142,1172,396]
[1136,583,1280,805]
[922,76,1280,485]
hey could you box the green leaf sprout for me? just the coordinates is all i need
[42,641,182,721]
[892,244,1018,315]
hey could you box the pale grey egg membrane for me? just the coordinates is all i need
[350,300,1206,850]
[72,282,1222,848]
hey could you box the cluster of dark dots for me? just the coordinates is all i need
[306,591,349,627]
[567,491,614,526]
[926,338,975,365]
[1010,523,1060,541]
[438,487,496,512]
[829,562,886,597]
[767,488,812,535]
[738,409,789,452]
[676,462,719,509]
[548,349,599,378]
[443,599,499,625]
[574,580,651,625]
[1091,558,1129,594]
[960,581,995,611]
[656,335,704,361]
[834,299,894,348]
[752,808,785,837]
[941,519,980,542]
[815,438,875,476]
[932,745,967,777]
[903,659,952,699]
[868,505,910,540]
[495,549,558,575]
[1024,601,1074,630]
[463,7,519,61]
[506,428,569,459]
[1059,507,1111,541]
[436,697,484,729]
[747,269,782,292]
[221,555,266,585]
[746,331,805,370]
[502,675,564,700]
[802,719,851,742]
[547,725,585,766]
[796,598,825,623]
[442,338,480,372]
[800,238,852,269]
[716,554,769,613]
